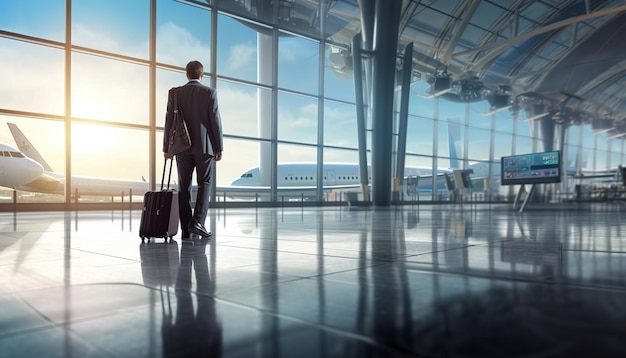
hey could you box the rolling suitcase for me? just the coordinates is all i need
[139,159,179,242]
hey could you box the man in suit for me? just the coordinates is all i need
[164,60,223,239]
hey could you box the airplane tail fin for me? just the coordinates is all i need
[447,117,462,169]
[7,123,55,172]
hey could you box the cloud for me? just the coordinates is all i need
[218,85,262,137]
[227,43,256,72]
[279,103,317,128]
[278,38,305,62]
[324,104,354,126]
[157,22,212,66]
[276,102,317,143]
[278,145,317,162]
[323,105,357,147]
[73,23,121,54]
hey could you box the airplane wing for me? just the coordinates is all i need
[17,173,64,194]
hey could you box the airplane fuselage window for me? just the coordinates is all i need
[284,176,314,181]
[1,151,24,158]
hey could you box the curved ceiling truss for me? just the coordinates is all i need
[207,0,626,134]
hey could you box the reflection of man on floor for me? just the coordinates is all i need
[163,240,222,357]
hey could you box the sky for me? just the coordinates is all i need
[0,0,617,192]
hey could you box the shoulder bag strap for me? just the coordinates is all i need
[174,87,185,124]
[173,87,179,119]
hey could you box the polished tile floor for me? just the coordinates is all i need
[1,203,626,357]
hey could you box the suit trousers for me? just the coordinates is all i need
[175,152,214,233]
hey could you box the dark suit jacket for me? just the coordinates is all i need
[163,80,223,156]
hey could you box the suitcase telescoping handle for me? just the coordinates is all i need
[160,158,174,191]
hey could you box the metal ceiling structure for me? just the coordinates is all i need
[211,0,626,135]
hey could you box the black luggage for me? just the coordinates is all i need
[139,159,179,242]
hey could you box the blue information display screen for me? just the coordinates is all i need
[501,151,561,185]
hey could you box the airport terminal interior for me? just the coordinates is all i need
[2,204,626,357]
[4,0,626,357]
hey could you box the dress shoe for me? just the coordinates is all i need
[188,222,211,237]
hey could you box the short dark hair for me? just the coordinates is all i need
[186,60,204,79]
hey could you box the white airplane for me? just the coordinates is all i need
[230,162,452,191]
[230,120,472,194]
[3,123,149,197]
[228,160,506,196]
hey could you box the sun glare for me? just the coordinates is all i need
[71,95,114,122]
[71,123,116,155]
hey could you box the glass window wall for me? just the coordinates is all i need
[1,1,624,208]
